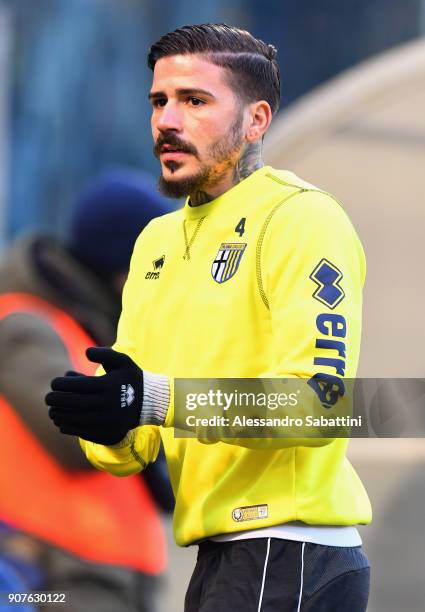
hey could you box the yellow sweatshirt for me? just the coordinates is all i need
[81,166,372,546]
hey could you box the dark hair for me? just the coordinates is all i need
[147,23,281,115]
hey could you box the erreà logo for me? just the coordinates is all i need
[121,384,135,408]
[146,255,165,280]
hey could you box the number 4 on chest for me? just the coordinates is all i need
[235,217,246,237]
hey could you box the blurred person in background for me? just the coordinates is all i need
[0,169,173,612]
[47,24,371,611]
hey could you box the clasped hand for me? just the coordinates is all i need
[45,347,144,445]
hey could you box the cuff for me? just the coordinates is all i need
[141,371,170,426]
[106,430,135,449]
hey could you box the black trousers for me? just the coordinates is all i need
[185,538,370,612]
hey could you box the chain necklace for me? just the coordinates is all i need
[183,217,205,260]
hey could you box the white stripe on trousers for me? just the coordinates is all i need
[257,539,306,611]
[297,542,306,612]
[257,538,271,611]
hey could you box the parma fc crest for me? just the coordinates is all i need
[212,243,246,283]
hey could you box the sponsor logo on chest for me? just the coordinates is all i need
[145,255,165,280]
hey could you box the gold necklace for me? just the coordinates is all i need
[183,217,205,260]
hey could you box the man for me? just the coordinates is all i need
[0,169,171,612]
[46,24,372,611]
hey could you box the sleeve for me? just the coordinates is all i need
[164,189,366,449]
[259,189,365,381]
[79,426,161,476]
[80,232,162,475]
[0,313,93,470]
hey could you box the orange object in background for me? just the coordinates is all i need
[0,293,166,574]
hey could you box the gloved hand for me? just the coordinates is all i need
[46,347,144,445]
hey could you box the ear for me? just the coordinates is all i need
[246,101,273,143]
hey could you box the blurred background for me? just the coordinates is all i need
[0,1,424,611]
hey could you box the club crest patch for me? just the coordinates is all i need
[212,243,246,283]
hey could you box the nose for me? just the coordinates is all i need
[156,101,183,133]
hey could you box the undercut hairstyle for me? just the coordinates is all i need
[147,23,281,115]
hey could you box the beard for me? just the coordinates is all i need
[156,112,244,199]
[158,163,211,199]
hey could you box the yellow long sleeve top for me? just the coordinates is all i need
[81,166,372,546]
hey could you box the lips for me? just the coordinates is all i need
[161,144,183,153]
[154,135,197,161]
[161,145,190,161]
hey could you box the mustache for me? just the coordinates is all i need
[153,132,199,159]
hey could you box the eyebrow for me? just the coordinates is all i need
[148,88,216,101]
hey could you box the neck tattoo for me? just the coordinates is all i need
[189,190,214,207]
[233,140,264,185]
[188,141,264,207]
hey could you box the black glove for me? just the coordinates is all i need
[46,347,144,445]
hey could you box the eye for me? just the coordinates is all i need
[188,97,205,107]
[152,98,167,108]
